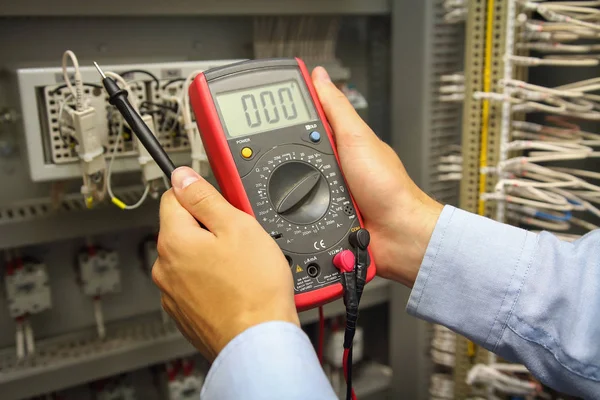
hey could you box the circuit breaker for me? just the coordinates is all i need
[167,376,203,400]
[5,260,52,318]
[164,359,205,400]
[77,249,121,296]
[96,381,137,400]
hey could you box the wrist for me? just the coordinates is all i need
[374,190,443,287]
[214,303,300,358]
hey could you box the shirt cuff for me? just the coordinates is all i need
[407,205,539,351]
[201,321,336,400]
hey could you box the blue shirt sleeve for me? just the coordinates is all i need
[201,321,337,400]
[407,205,600,398]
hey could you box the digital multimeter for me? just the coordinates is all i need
[189,58,376,310]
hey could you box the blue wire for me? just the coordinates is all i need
[534,210,572,221]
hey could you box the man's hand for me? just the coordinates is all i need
[152,167,299,361]
[312,67,443,287]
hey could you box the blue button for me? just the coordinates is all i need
[309,131,321,143]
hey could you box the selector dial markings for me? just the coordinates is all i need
[245,144,356,254]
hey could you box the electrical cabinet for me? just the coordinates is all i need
[0,4,402,400]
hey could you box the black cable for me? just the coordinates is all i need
[119,69,160,90]
[349,229,370,303]
[95,63,175,177]
[344,228,371,400]
[346,347,353,400]
[140,109,164,116]
[140,101,178,112]
[340,270,357,400]
[162,78,186,90]
[50,82,102,95]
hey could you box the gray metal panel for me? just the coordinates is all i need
[0,279,390,399]
[390,0,463,198]
[0,0,391,16]
[389,2,432,398]
[0,193,159,250]
[390,0,431,188]
[367,17,391,142]
[389,287,430,400]
[389,0,464,398]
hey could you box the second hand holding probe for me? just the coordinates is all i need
[93,62,176,178]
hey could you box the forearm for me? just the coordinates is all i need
[201,321,337,400]
[405,206,600,398]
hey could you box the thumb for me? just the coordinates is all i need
[171,166,237,233]
[311,67,376,145]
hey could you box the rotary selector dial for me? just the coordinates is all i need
[268,162,330,224]
[246,144,356,255]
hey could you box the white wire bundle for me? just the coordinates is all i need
[431,349,456,368]
[492,137,600,216]
[443,0,468,24]
[473,1,600,234]
[432,325,457,353]
[511,2,600,67]
[440,73,466,102]
[253,17,340,61]
[476,78,600,120]
[430,325,456,367]
[60,50,107,204]
[430,373,454,399]
[466,363,550,398]
[62,50,85,112]
[435,147,463,182]
[484,153,600,230]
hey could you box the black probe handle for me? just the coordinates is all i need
[101,76,210,230]
[103,77,176,178]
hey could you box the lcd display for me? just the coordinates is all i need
[216,80,312,137]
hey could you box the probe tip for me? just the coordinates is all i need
[93,61,106,79]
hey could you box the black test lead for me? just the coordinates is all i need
[93,61,176,178]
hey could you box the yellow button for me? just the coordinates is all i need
[241,147,253,159]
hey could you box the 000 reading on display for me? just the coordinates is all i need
[216,80,311,137]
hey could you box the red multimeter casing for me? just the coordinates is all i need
[189,58,375,311]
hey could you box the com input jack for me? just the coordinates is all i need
[307,263,320,278]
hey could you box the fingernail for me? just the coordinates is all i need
[314,67,331,83]
[171,167,200,189]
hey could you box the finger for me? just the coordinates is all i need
[151,259,166,292]
[311,67,377,145]
[159,189,212,240]
[170,167,240,234]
